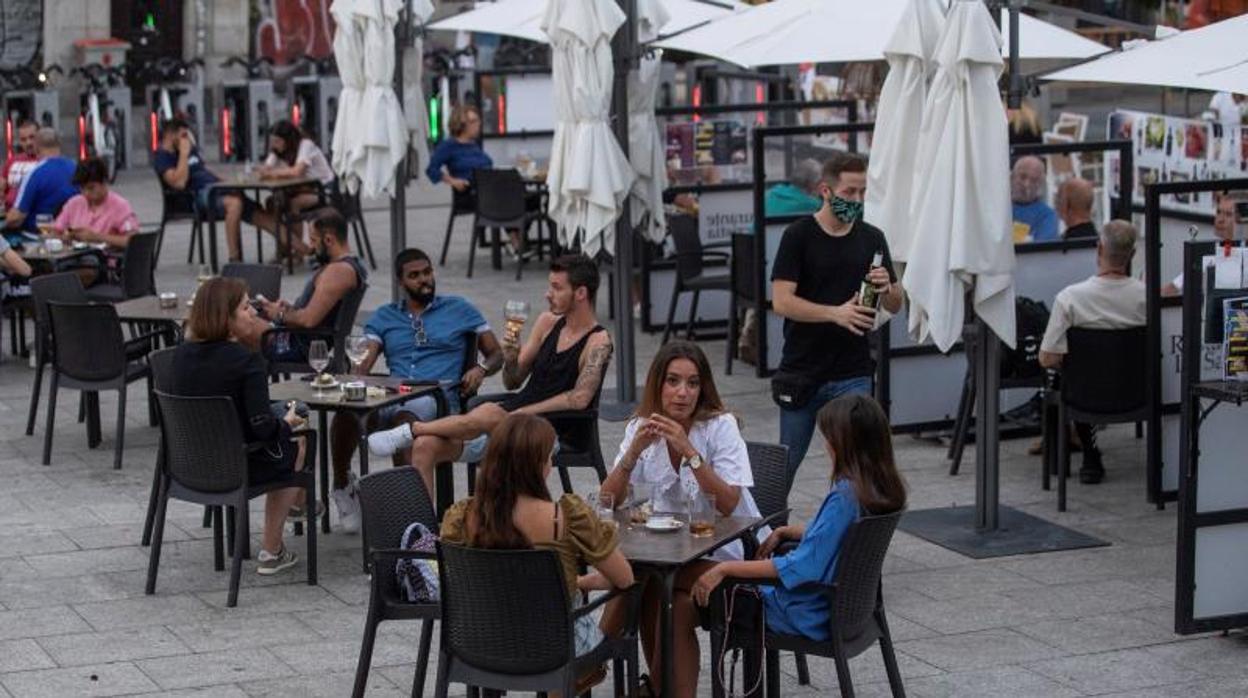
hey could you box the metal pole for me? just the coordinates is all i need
[609,0,638,406]
[974,317,1002,531]
[390,3,411,302]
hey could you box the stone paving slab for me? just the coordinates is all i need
[0,171,1237,697]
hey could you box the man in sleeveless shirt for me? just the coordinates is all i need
[254,210,367,359]
[368,254,613,497]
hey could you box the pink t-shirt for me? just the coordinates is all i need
[53,191,139,237]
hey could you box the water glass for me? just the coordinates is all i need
[345,334,369,372]
[591,491,617,530]
[626,483,652,526]
[689,492,716,538]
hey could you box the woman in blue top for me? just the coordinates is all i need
[691,394,907,642]
[426,104,493,203]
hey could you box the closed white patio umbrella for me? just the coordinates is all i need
[402,0,436,182]
[542,0,635,257]
[903,0,1015,353]
[431,0,743,45]
[628,0,671,244]
[864,0,945,265]
[331,0,409,199]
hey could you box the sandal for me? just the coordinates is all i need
[574,664,608,694]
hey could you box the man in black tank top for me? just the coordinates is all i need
[368,255,613,495]
[254,210,366,360]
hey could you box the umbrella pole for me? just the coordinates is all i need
[390,2,411,302]
[606,0,639,411]
[974,316,1001,531]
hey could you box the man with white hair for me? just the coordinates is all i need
[764,157,824,216]
[1039,219,1145,484]
[1011,155,1058,242]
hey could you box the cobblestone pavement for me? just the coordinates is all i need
[0,169,1240,697]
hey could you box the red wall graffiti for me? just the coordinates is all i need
[255,0,335,65]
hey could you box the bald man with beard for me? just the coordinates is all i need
[1056,178,1097,240]
[1011,155,1059,242]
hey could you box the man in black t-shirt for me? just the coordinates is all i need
[770,154,904,478]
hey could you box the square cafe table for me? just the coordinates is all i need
[268,376,450,542]
[17,242,106,271]
[617,514,763,698]
[115,294,192,340]
[203,176,321,273]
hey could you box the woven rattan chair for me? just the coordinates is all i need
[434,543,642,697]
[261,281,368,377]
[222,262,282,302]
[140,347,177,547]
[86,231,160,302]
[146,391,318,607]
[712,510,907,698]
[26,273,87,436]
[43,301,158,469]
[663,215,729,345]
[155,178,204,265]
[351,467,440,697]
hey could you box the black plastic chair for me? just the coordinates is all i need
[331,186,377,271]
[140,347,178,547]
[438,188,476,269]
[1052,326,1148,511]
[86,231,160,302]
[727,232,758,375]
[146,391,318,607]
[43,301,157,469]
[155,178,205,265]
[26,273,88,436]
[468,168,536,280]
[746,441,792,528]
[433,543,641,697]
[352,467,440,698]
[262,282,368,377]
[664,216,730,345]
[222,262,282,302]
[713,510,907,698]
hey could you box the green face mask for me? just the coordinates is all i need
[830,195,863,223]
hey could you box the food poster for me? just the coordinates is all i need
[664,119,750,185]
[1106,109,1247,214]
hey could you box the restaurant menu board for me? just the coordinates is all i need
[1105,109,1248,215]
[1225,298,1248,381]
[665,120,749,186]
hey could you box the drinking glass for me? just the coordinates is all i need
[196,264,213,286]
[591,491,617,530]
[502,300,530,344]
[626,483,652,527]
[308,340,330,397]
[345,334,369,372]
[689,492,716,538]
[35,213,54,238]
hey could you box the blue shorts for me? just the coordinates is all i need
[195,188,258,223]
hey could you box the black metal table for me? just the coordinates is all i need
[203,176,321,273]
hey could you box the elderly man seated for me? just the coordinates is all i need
[764,158,824,216]
[1039,220,1145,484]
[1011,155,1058,242]
[1056,177,1097,240]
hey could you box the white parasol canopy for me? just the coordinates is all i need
[542,0,635,257]
[903,0,1015,353]
[653,0,1106,68]
[402,0,436,183]
[628,0,671,244]
[1043,14,1248,95]
[431,0,742,44]
[331,0,410,199]
[864,0,944,264]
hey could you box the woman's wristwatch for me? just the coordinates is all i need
[681,453,704,470]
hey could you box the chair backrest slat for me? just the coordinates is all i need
[222,262,282,302]
[122,231,160,299]
[669,215,704,281]
[438,543,574,675]
[746,441,791,524]
[154,391,248,493]
[473,168,528,222]
[829,510,902,639]
[1061,326,1147,415]
[47,302,126,382]
[30,273,87,337]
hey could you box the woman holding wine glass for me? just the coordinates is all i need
[597,340,766,697]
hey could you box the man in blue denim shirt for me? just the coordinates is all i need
[328,248,502,531]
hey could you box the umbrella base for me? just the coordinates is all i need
[898,505,1108,559]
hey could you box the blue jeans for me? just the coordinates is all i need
[778,376,872,481]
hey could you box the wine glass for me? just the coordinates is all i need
[503,300,530,345]
[345,334,369,373]
[308,340,330,397]
[196,264,213,286]
[35,213,54,237]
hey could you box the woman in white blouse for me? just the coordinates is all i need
[599,339,764,698]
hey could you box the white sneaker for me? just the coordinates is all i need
[368,423,414,457]
[333,473,361,534]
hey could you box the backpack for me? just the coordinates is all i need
[394,522,440,603]
[1002,296,1050,381]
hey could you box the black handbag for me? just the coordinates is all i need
[771,369,819,410]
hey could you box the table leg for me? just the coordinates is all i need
[85,392,102,448]
[435,462,454,522]
[318,410,330,534]
[208,212,220,273]
[356,412,372,574]
[490,228,502,271]
[658,569,677,698]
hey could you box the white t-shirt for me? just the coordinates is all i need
[1040,275,1146,354]
[265,138,335,185]
[614,412,765,562]
[1208,92,1245,129]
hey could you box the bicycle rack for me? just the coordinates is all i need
[289,75,340,156]
[219,79,275,163]
[3,90,60,158]
[146,81,204,159]
[77,85,132,172]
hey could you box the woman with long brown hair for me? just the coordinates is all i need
[440,413,634,658]
[690,394,907,641]
[599,340,766,697]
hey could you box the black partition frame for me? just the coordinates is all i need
[472,66,556,142]
[638,99,861,335]
[1145,177,1248,509]
[749,121,876,376]
[875,139,1134,431]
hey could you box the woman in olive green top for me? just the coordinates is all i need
[440,413,634,656]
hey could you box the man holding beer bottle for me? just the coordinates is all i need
[770,154,903,480]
